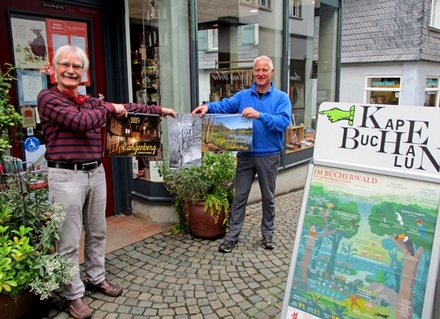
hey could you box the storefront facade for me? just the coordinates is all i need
[0,0,342,216]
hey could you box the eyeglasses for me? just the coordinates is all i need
[57,62,84,70]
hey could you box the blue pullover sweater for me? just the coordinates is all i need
[206,82,291,156]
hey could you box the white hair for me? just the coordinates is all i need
[53,45,89,73]
[253,55,273,71]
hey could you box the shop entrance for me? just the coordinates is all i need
[0,0,115,217]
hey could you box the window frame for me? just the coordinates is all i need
[290,0,302,18]
[425,77,440,107]
[240,0,270,10]
[364,76,402,105]
[431,0,440,30]
[198,29,218,52]
[259,0,271,10]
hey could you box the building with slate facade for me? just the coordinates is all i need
[340,0,440,107]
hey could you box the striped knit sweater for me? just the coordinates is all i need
[37,86,162,163]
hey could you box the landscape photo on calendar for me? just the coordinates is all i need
[201,114,252,152]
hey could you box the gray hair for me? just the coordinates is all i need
[53,45,89,73]
[253,55,273,71]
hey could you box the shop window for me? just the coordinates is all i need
[290,0,302,18]
[431,0,440,30]
[424,77,440,107]
[365,77,401,105]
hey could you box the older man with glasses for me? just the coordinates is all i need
[37,45,176,319]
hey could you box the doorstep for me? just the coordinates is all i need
[78,214,170,264]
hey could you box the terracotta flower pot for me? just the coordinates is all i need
[185,201,227,239]
[0,289,37,319]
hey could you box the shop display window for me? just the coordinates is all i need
[365,76,401,105]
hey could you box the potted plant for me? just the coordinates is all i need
[158,151,236,239]
[0,63,77,319]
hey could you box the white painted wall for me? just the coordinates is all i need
[340,62,403,104]
[340,61,440,106]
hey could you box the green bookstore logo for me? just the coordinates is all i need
[319,105,355,126]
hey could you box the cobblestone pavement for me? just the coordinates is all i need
[32,189,304,319]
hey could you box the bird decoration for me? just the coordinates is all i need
[395,233,414,256]
[416,218,425,238]
[395,212,404,225]
[28,27,47,60]
[351,219,360,227]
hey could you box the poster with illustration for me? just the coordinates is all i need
[283,165,440,319]
[281,103,440,319]
[10,17,48,69]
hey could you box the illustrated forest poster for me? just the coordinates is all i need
[285,165,440,319]
[201,114,252,152]
[167,114,202,168]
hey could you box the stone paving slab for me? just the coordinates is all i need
[28,189,304,319]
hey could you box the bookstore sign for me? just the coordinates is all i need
[280,103,440,319]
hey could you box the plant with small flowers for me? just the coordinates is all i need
[0,62,77,301]
[0,169,78,300]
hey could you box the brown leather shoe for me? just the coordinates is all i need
[67,297,92,319]
[87,279,123,297]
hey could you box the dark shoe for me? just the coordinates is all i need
[67,297,92,319]
[87,279,123,297]
[218,240,238,253]
[262,236,275,250]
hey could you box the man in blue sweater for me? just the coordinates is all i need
[192,55,291,253]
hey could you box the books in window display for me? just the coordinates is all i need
[104,112,161,157]
[167,114,202,168]
[201,114,252,153]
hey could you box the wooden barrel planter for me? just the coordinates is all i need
[185,201,227,239]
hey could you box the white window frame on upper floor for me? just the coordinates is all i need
[198,29,218,52]
[209,29,218,51]
[241,0,257,7]
[425,77,440,107]
[431,0,440,30]
[290,0,302,18]
[241,0,271,10]
[259,0,271,10]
